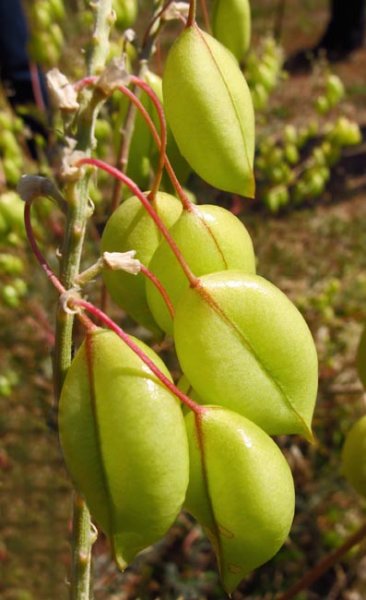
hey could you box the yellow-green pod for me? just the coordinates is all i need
[185,407,295,593]
[341,414,366,498]
[146,204,256,334]
[174,271,318,438]
[59,328,189,569]
[163,24,255,197]
[101,191,182,334]
[212,0,251,63]
[113,0,138,31]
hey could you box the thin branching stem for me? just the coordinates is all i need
[77,157,198,287]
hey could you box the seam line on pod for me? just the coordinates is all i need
[85,331,115,536]
[190,205,228,269]
[194,25,254,193]
[195,283,311,434]
[193,411,227,574]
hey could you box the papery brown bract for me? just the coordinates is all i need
[185,407,295,593]
[174,271,318,437]
[59,328,189,568]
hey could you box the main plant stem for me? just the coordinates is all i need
[52,2,113,599]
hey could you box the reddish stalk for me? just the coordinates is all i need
[24,201,66,295]
[140,265,175,319]
[76,157,198,287]
[130,76,167,199]
[72,297,203,415]
[73,75,98,92]
[29,62,47,112]
[277,522,366,600]
[74,76,192,210]
[24,199,93,331]
[187,0,197,27]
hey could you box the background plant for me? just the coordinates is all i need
[0,1,362,593]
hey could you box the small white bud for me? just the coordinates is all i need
[103,251,141,275]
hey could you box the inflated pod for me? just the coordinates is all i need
[174,271,318,438]
[212,0,251,63]
[113,0,138,30]
[356,325,366,389]
[101,191,182,334]
[185,407,295,593]
[163,24,255,197]
[146,205,256,334]
[59,328,189,568]
[341,414,366,498]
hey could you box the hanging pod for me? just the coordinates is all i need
[59,328,189,569]
[174,271,318,438]
[145,204,256,334]
[212,0,251,64]
[341,414,366,498]
[113,0,138,31]
[101,191,182,334]
[185,406,295,593]
[163,24,255,197]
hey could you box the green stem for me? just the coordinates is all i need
[71,495,97,600]
[51,2,114,599]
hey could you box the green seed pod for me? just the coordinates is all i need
[212,0,251,63]
[101,191,182,334]
[59,328,189,568]
[113,0,138,31]
[163,25,255,197]
[185,407,295,593]
[146,205,256,334]
[356,325,366,389]
[174,271,318,438]
[341,414,366,498]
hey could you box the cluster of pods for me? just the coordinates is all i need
[59,8,319,594]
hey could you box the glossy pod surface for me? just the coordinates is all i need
[146,205,256,334]
[101,192,182,334]
[163,25,255,196]
[174,271,318,437]
[185,407,295,593]
[59,328,189,568]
